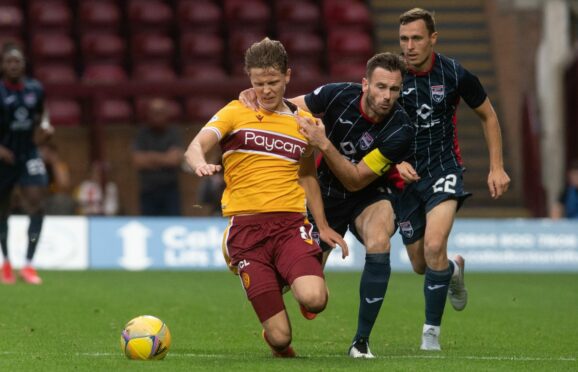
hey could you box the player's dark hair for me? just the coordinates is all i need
[244,37,288,74]
[399,8,436,35]
[366,52,407,80]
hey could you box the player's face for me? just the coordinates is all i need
[399,19,437,71]
[2,50,25,81]
[248,67,291,112]
[362,67,402,120]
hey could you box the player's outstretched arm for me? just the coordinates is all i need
[298,154,349,259]
[298,116,379,192]
[184,129,222,177]
[474,97,511,199]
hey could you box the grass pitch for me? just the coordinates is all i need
[0,271,576,371]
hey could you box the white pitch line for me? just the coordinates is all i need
[1,351,575,362]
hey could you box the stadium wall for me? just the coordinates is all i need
[5,217,578,272]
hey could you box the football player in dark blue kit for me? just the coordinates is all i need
[241,52,415,358]
[395,8,511,350]
[0,46,51,285]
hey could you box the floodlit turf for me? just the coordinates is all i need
[0,271,576,371]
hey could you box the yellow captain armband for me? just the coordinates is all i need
[363,148,392,176]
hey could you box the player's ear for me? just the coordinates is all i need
[430,31,438,46]
[362,77,369,93]
[285,68,291,84]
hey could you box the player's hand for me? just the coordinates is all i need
[194,163,222,177]
[298,117,329,150]
[488,168,510,199]
[396,161,420,183]
[238,88,259,111]
[318,227,349,259]
[0,145,15,164]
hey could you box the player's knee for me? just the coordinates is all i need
[300,287,327,313]
[266,327,292,349]
[424,238,445,257]
[364,235,391,254]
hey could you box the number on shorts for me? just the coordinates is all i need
[25,158,47,176]
[432,174,457,194]
[299,226,311,240]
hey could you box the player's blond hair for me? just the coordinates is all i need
[244,37,288,74]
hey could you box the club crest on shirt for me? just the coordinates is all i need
[399,221,414,238]
[358,131,374,150]
[24,93,37,106]
[431,85,444,103]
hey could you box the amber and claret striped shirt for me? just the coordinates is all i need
[201,100,314,216]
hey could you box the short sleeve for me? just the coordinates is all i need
[457,65,487,109]
[304,83,346,115]
[202,101,238,140]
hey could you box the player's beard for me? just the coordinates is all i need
[365,90,392,120]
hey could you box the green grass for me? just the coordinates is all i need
[0,271,576,371]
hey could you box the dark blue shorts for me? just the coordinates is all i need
[0,151,48,193]
[309,186,397,251]
[395,168,471,245]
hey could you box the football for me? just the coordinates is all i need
[120,315,171,360]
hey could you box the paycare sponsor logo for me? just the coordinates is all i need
[244,131,306,157]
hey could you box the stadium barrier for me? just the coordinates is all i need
[5,216,578,272]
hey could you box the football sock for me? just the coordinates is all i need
[354,252,391,340]
[26,212,44,261]
[424,266,452,326]
[448,259,458,279]
[0,216,8,259]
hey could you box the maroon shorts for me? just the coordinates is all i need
[224,212,324,300]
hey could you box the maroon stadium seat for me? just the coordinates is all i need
[224,0,270,32]
[276,0,321,33]
[228,31,266,75]
[81,33,125,63]
[182,63,228,80]
[78,0,121,33]
[288,60,324,79]
[131,33,174,63]
[33,64,77,83]
[180,32,224,64]
[324,0,372,32]
[0,5,23,37]
[30,33,75,64]
[327,30,373,63]
[94,98,133,124]
[328,61,367,79]
[29,0,72,33]
[82,64,128,83]
[132,63,177,82]
[135,97,183,122]
[127,0,173,33]
[279,31,324,59]
[177,0,222,34]
[46,99,82,126]
[186,97,229,124]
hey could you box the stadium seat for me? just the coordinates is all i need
[185,97,228,124]
[0,5,23,37]
[33,64,77,83]
[278,31,324,60]
[127,0,173,33]
[327,30,374,63]
[228,31,267,74]
[288,60,324,79]
[29,0,72,33]
[94,98,133,124]
[275,0,321,33]
[182,63,228,80]
[223,0,270,33]
[323,0,372,32]
[131,33,174,64]
[135,97,183,122]
[81,33,125,63]
[132,63,177,82]
[180,33,224,64]
[78,0,121,34]
[177,0,222,34]
[328,61,367,79]
[30,33,75,64]
[46,98,82,126]
[82,64,128,84]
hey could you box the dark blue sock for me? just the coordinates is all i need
[424,266,452,326]
[0,216,7,259]
[26,213,44,261]
[354,253,391,340]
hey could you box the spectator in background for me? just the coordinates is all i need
[550,159,578,219]
[132,98,184,216]
[39,142,76,215]
[75,161,119,216]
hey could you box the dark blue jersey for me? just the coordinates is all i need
[305,82,415,199]
[0,78,45,162]
[399,53,487,177]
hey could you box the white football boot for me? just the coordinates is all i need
[448,255,468,311]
